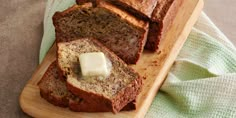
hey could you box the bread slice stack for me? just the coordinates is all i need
[57,38,142,113]
[38,61,136,112]
[39,38,141,113]
[38,0,183,114]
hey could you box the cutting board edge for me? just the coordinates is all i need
[134,0,204,117]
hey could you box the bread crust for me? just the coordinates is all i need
[67,77,141,113]
[38,61,137,112]
[76,0,96,5]
[95,0,158,20]
[57,38,142,113]
[69,97,136,112]
[145,0,184,51]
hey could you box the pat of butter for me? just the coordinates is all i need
[79,52,109,78]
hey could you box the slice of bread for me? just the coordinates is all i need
[57,38,142,113]
[53,2,149,64]
[145,0,183,51]
[38,61,73,107]
[38,61,136,112]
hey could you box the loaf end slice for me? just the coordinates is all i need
[145,0,183,51]
[38,61,136,112]
[57,38,142,113]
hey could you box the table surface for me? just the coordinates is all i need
[0,0,235,117]
[204,0,236,45]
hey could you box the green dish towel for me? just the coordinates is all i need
[39,0,236,117]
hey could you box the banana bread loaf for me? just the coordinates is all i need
[145,0,183,51]
[53,2,148,64]
[38,61,136,112]
[57,38,142,113]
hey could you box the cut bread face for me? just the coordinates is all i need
[38,61,136,112]
[53,2,148,64]
[57,38,142,113]
[38,61,70,107]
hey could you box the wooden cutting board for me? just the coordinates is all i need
[20,0,203,117]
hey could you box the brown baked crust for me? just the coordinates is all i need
[121,100,136,111]
[67,78,141,113]
[69,98,136,112]
[76,0,96,5]
[145,0,183,51]
[53,2,148,64]
[61,38,142,113]
[98,0,157,20]
[38,61,137,112]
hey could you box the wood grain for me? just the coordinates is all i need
[19,0,204,117]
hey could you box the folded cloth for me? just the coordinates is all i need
[39,0,236,117]
[146,12,236,117]
[39,0,76,63]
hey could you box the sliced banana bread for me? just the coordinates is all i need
[57,38,142,113]
[38,61,136,112]
[53,1,148,64]
[38,61,70,107]
[145,0,183,51]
